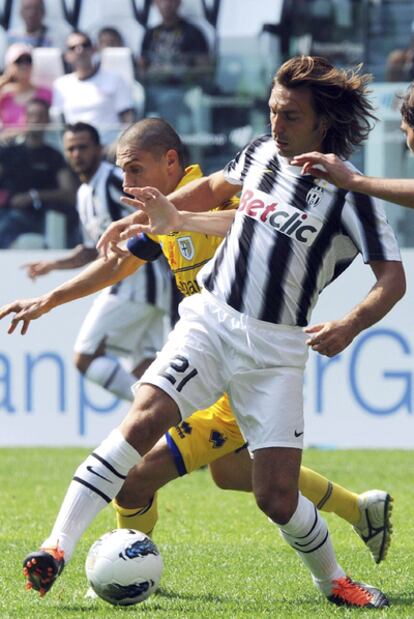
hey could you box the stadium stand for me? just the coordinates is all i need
[31,46,64,89]
[76,0,145,54]
[100,46,145,118]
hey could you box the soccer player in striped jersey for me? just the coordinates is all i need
[11,66,405,607]
[3,118,391,575]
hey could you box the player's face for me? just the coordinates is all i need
[401,118,414,153]
[269,84,327,158]
[116,146,173,194]
[63,131,101,177]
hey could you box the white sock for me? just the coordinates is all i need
[278,493,345,596]
[85,356,135,401]
[42,429,140,562]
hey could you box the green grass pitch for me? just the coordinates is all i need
[0,448,413,618]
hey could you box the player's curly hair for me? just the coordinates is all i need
[274,56,377,159]
[400,83,414,129]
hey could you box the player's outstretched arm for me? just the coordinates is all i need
[120,187,236,237]
[0,253,143,335]
[305,260,406,357]
[292,151,414,209]
[23,245,98,280]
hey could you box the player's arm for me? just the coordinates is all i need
[168,170,240,212]
[23,244,98,280]
[119,187,236,238]
[97,171,240,257]
[291,151,414,209]
[0,253,143,335]
[305,260,406,357]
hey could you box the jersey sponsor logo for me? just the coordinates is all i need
[306,184,324,208]
[238,188,323,246]
[177,236,195,260]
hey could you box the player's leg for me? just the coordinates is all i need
[113,436,179,536]
[23,384,181,596]
[114,395,251,534]
[74,293,165,401]
[23,295,227,596]
[252,447,387,608]
[299,466,392,564]
[230,356,388,608]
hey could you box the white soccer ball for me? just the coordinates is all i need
[85,528,163,606]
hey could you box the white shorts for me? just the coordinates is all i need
[137,290,309,451]
[74,290,168,367]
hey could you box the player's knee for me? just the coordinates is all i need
[120,385,180,454]
[254,487,296,525]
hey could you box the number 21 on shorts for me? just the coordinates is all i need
[158,355,198,392]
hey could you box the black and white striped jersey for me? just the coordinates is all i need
[76,160,170,308]
[198,135,401,327]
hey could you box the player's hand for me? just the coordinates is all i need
[97,211,146,259]
[22,261,54,280]
[290,152,360,190]
[0,296,51,334]
[304,319,356,357]
[121,186,183,235]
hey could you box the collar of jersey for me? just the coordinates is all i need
[176,164,203,189]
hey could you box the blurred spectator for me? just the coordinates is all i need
[138,0,212,132]
[0,43,51,132]
[0,98,78,248]
[52,31,136,145]
[386,37,414,82]
[97,27,125,50]
[7,0,59,49]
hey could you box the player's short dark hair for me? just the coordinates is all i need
[63,122,101,146]
[400,84,414,129]
[118,118,186,167]
[274,55,377,159]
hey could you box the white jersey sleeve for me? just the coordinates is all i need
[341,191,401,263]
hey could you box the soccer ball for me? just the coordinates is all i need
[85,528,163,606]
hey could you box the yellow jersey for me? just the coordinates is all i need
[147,164,238,298]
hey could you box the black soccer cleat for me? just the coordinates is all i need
[328,576,389,608]
[23,547,65,597]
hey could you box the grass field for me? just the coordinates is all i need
[0,448,413,618]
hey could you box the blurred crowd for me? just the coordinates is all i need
[0,0,413,249]
[0,0,223,249]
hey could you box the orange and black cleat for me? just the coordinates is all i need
[23,547,65,597]
[328,576,389,609]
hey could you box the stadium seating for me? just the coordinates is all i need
[6,0,72,47]
[215,0,284,96]
[76,0,145,53]
[31,46,64,89]
[100,46,145,117]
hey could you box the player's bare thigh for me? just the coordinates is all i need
[209,447,252,492]
[119,383,181,455]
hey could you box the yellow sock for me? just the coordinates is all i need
[112,493,159,536]
[299,466,361,525]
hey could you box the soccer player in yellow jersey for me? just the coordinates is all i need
[0,119,392,595]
